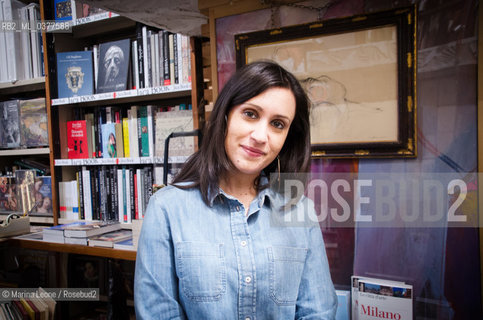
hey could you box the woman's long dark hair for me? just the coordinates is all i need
[173,60,311,205]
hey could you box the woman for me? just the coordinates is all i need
[135,61,337,319]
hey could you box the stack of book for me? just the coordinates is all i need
[0,287,56,320]
[351,276,413,320]
[88,229,132,248]
[42,220,122,244]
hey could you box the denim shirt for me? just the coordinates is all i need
[134,183,337,320]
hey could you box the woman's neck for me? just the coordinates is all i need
[220,172,259,214]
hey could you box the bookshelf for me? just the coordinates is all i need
[40,0,204,231]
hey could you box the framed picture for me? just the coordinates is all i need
[235,6,417,158]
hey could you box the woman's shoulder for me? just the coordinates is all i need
[151,183,201,204]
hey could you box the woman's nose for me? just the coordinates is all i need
[250,123,268,143]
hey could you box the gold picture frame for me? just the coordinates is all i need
[235,6,417,158]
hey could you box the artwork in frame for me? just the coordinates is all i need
[235,6,417,158]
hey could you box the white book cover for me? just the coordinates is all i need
[136,168,142,218]
[351,276,406,320]
[357,278,412,320]
[81,166,93,220]
[117,168,124,224]
[147,105,154,157]
[27,3,41,78]
[68,180,79,220]
[177,33,183,85]
[142,26,149,87]
[19,6,32,79]
[92,44,98,90]
[152,33,159,87]
[1,0,27,82]
[128,106,139,157]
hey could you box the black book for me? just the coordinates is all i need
[135,23,145,89]
[129,168,135,220]
[97,39,131,93]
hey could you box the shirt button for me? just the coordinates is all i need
[245,317,251,320]
[245,276,252,283]
[240,240,247,247]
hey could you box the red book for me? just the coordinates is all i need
[67,120,89,159]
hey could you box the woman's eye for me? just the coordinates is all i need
[243,110,257,119]
[271,120,285,129]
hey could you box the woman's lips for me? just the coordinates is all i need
[241,145,266,157]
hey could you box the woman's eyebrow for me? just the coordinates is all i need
[242,103,292,121]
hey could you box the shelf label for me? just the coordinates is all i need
[55,159,72,166]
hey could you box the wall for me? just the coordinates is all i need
[212,0,480,318]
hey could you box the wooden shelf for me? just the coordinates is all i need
[54,155,189,166]
[0,77,46,95]
[51,84,191,107]
[8,237,136,260]
[0,147,50,156]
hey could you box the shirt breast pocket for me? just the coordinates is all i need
[267,246,308,305]
[175,241,226,302]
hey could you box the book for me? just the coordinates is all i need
[137,106,149,157]
[101,122,117,158]
[14,169,36,214]
[357,279,413,320]
[31,176,52,216]
[89,229,132,248]
[1,100,21,148]
[56,51,94,98]
[67,120,89,159]
[336,290,350,320]
[1,0,27,82]
[0,176,18,212]
[54,0,72,21]
[63,220,121,238]
[113,237,134,250]
[19,98,49,147]
[96,39,131,93]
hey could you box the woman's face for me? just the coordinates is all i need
[224,87,296,178]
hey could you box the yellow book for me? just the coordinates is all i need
[122,118,130,157]
[20,298,35,320]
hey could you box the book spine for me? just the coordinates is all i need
[129,168,134,222]
[82,166,93,220]
[117,168,124,224]
[111,166,118,222]
[134,171,139,219]
[77,169,84,219]
[122,117,130,157]
[136,23,145,89]
[162,31,170,85]
[174,33,179,84]
[169,33,175,86]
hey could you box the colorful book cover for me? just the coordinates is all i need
[0,176,17,212]
[101,122,117,158]
[31,176,52,216]
[54,0,72,21]
[357,279,413,320]
[137,106,149,157]
[67,120,89,159]
[19,98,49,147]
[56,51,94,98]
[1,100,21,148]
[96,39,131,93]
[122,117,130,157]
